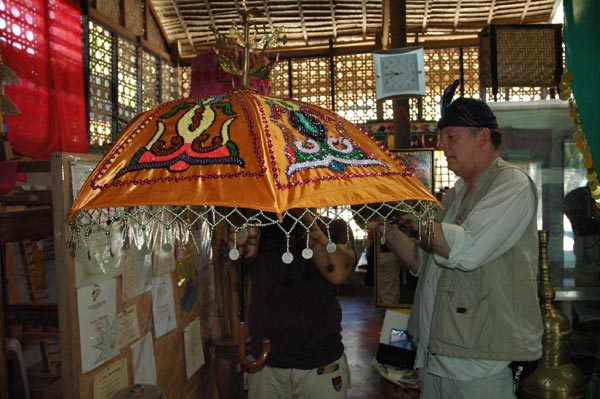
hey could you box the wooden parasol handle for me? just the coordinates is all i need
[238,321,271,370]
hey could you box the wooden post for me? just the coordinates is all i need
[390,0,411,149]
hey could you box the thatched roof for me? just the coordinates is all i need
[149,0,560,60]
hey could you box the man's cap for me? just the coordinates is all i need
[438,80,498,130]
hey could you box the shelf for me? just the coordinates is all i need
[555,286,600,302]
[15,161,51,174]
[5,303,58,326]
[0,190,52,206]
[0,207,53,243]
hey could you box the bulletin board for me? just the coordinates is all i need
[51,152,219,399]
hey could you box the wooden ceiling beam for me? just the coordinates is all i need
[148,1,174,54]
[262,0,275,33]
[422,0,430,32]
[487,0,496,24]
[453,0,462,30]
[521,0,532,23]
[298,1,309,45]
[150,0,556,60]
[361,0,368,39]
[171,0,196,53]
[381,0,390,49]
[330,0,338,40]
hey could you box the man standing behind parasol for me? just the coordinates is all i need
[370,81,543,398]
[230,209,356,398]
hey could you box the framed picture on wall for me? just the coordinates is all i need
[374,236,418,308]
[358,120,394,147]
[391,148,435,194]
[374,148,435,309]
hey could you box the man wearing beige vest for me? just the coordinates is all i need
[370,80,543,399]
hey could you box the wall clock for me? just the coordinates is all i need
[373,46,426,101]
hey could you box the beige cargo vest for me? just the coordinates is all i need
[414,158,543,361]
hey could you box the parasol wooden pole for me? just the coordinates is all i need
[237,254,271,370]
[240,0,251,89]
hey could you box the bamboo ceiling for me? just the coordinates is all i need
[149,0,561,60]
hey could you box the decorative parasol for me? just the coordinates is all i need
[67,3,439,370]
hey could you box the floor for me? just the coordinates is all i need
[339,286,600,399]
[339,287,388,399]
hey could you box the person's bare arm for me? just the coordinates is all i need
[367,213,450,274]
[228,225,261,261]
[398,214,450,259]
[308,222,356,285]
[369,221,421,274]
[298,211,356,285]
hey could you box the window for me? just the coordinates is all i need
[87,19,179,149]
[88,21,113,147]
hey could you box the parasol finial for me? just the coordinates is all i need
[212,1,286,90]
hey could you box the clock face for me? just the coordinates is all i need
[381,53,419,92]
[373,47,425,100]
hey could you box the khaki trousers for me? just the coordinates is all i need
[419,366,514,399]
[248,353,350,399]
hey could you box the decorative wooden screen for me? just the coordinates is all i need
[179,65,192,97]
[88,21,113,147]
[333,53,378,124]
[161,63,179,101]
[117,37,138,124]
[269,60,290,99]
[87,20,179,148]
[479,24,563,101]
[290,57,332,110]
[141,50,160,111]
[269,44,560,126]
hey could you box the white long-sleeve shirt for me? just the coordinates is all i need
[414,162,536,380]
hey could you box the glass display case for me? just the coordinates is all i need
[375,100,600,315]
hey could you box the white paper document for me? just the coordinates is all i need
[131,332,158,385]
[77,279,119,373]
[116,304,141,350]
[183,318,205,379]
[75,228,123,288]
[93,357,129,399]
[152,274,177,338]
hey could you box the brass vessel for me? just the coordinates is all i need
[518,230,587,398]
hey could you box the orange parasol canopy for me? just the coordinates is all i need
[69,89,437,219]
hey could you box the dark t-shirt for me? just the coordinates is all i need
[248,217,351,369]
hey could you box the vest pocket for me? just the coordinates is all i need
[433,275,491,350]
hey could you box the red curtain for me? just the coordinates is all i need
[1,0,87,160]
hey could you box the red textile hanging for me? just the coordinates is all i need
[1,0,87,160]
[190,51,272,97]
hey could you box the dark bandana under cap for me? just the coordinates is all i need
[437,80,498,130]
